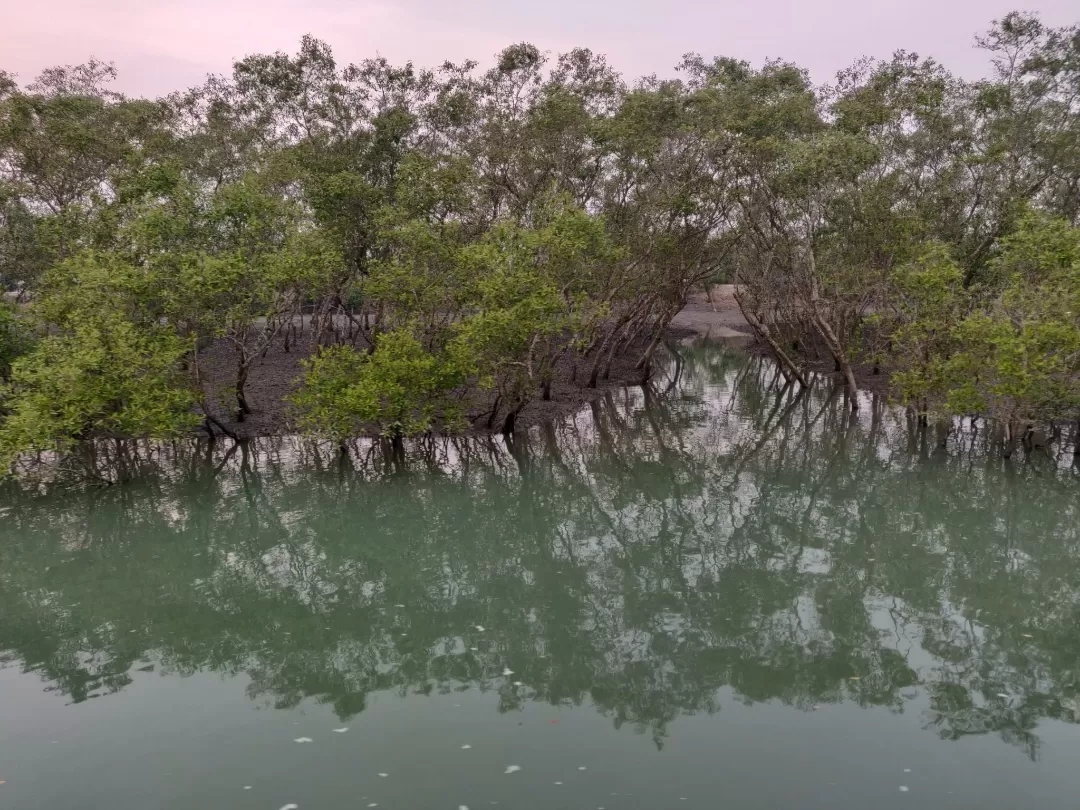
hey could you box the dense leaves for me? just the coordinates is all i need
[1,10,1079,472]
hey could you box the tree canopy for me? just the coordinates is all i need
[1,11,1079,471]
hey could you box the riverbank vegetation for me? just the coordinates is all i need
[1,11,1078,471]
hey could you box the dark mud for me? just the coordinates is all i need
[197,329,684,440]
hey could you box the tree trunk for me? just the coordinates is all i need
[501,398,526,435]
[807,278,858,409]
[236,359,251,421]
[733,290,809,388]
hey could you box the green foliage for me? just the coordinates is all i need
[0,315,197,472]
[887,246,970,412]
[2,14,1080,467]
[890,213,1080,424]
[0,299,34,382]
[291,330,469,440]
[942,215,1080,422]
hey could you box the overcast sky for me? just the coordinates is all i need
[3,0,1076,97]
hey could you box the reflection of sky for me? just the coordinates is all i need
[1,344,1080,799]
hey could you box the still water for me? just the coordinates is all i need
[2,344,1080,809]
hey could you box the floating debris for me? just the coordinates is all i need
[333,728,349,733]
[554,781,563,785]
[243,785,252,790]
[899,786,910,792]
[1022,633,1033,638]
[378,773,389,778]
[578,766,587,771]
[513,681,523,687]
[504,765,522,774]
[475,625,486,632]
[395,604,405,607]
[368,804,378,808]
[849,676,861,681]
[502,668,514,676]
[997,693,1010,699]
[460,806,470,810]
[279,805,299,810]
[461,744,472,749]
[293,737,313,744]
[903,769,911,773]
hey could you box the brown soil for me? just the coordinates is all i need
[194,287,897,439]
[197,328,675,440]
[670,285,755,340]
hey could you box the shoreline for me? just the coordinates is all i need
[193,285,893,440]
[198,329,697,441]
[194,286,779,441]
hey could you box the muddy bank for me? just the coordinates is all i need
[195,288,902,439]
[673,285,893,396]
[670,285,754,341]
[197,329,680,440]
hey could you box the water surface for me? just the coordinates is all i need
[2,344,1080,809]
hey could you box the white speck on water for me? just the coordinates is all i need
[470,647,479,651]
[243,786,252,790]
[903,768,911,773]
[578,766,587,771]
[333,727,349,733]
[293,737,313,744]
[368,804,378,808]
[378,773,388,778]
[513,681,523,686]
[502,668,514,676]
[460,806,470,810]
[554,782,563,785]
[997,693,1010,698]
[395,604,404,607]
[279,805,299,810]
[1022,633,1033,638]
[899,786,910,792]
[475,625,486,632]
[504,765,522,774]
[461,744,472,749]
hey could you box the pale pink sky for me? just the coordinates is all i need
[3,0,1076,97]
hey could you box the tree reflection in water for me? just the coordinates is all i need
[1,344,1078,759]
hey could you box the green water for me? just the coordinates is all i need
[2,344,1080,809]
